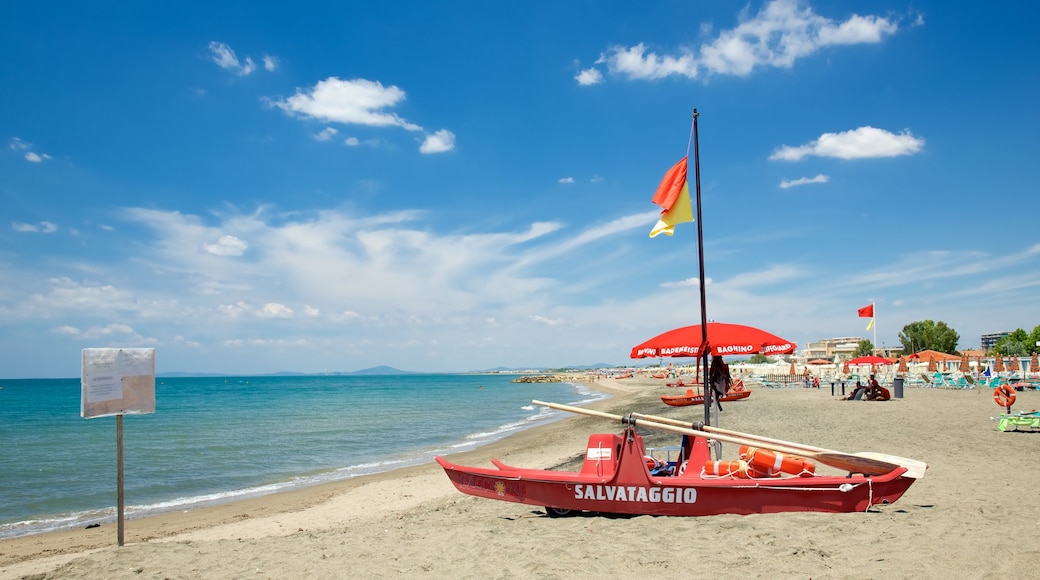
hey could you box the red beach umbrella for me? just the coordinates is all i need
[789,361,797,376]
[897,356,908,375]
[927,355,938,373]
[1032,352,1039,375]
[629,322,796,359]
[959,354,969,373]
[993,356,1004,373]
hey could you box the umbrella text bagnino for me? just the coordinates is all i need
[630,322,796,359]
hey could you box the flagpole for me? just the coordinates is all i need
[689,109,711,431]
[872,301,877,354]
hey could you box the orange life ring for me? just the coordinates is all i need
[994,385,1016,408]
[740,445,816,477]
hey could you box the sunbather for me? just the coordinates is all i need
[842,380,868,400]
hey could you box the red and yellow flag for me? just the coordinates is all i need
[858,304,875,330]
[649,157,694,238]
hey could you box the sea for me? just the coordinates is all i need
[0,374,605,540]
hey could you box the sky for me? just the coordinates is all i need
[2,1,1039,378]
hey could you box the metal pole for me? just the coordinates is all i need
[117,414,124,546]
[691,110,710,432]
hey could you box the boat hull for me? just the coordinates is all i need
[436,431,917,516]
[661,389,751,407]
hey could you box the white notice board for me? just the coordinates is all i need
[81,348,156,418]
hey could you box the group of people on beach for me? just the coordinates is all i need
[840,374,891,401]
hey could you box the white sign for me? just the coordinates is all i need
[81,348,156,418]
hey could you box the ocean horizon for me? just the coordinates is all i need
[0,374,606,540]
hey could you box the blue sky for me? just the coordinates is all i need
[3,1,1039,378]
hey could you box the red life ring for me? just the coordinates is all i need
[994,385,1016,408]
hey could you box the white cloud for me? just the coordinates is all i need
[580,0,900,82]
[660,277,699,289]
[558,177,575,184]
[419,129,455,154]
[82,323,136,339]
[344,137,360,146]
[258,302,294,318]
[575,67,603,85]
[530,315,564,327]
[263,55,279,71]
[303,305,320,317]
[25,151,52,163]
[9,137,50,162]
[780,174,830,188]
[12,221,58,233]
[272,77,422,130]
[770,126,925,161]
[314,127,339,141]
[202,235,249,256]
[602,43,699,80]
[208,41,256,76]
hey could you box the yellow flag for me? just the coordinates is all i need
[865,318,875,331]
[649,181,693,238]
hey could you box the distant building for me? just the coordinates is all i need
[980,332,1010,352]
[802,337,864,360]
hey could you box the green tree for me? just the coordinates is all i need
[898,320,960,354]
[852,339,874,357]
[1030,324,1040,354]
[748,354,771,364]
[995,328,1030,356]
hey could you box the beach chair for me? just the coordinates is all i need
[919,373,933,387]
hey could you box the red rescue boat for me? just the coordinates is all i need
[661,388,751,407]
[435,401,925,517]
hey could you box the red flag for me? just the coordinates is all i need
[857,304,874,318]
[649,157,693,238]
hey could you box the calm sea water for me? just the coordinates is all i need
[0,374,604,539]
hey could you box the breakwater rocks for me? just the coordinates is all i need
[511,375,565,383]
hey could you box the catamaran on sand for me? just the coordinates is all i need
[436,400,926,517]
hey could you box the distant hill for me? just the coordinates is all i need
[343,365,414,375]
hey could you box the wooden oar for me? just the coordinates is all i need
[532,400,904,477]
[630,412,927,479]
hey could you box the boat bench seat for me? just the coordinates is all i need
[580,434,623,476]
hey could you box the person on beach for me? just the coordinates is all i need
[708,355,732,409]
[842,380,868,400]
[865,375,891,401]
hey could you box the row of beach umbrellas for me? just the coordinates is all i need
[793,351,1039,376]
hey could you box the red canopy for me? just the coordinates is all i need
[630,322,796,359]
[846,355,895,365]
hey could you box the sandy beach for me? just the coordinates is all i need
[3,376,1040,579]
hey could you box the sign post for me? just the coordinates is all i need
[81,348,156,546]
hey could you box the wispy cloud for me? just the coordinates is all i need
[9,137,51,162]
[780,174,829,188]
[12,221,58,233]
[208,41,257,76]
